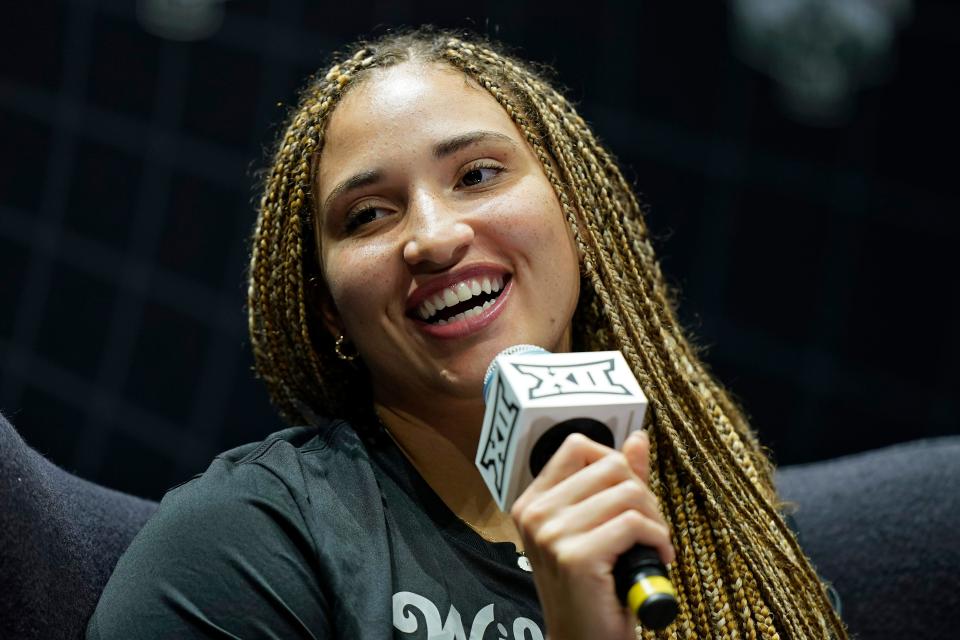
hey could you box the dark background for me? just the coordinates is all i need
[1,0,956,501]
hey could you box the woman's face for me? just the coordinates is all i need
[314,62,580,409]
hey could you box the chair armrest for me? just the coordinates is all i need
[776,437,960,640]
[0,414,158,640]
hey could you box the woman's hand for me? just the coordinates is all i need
[510,430,675,640]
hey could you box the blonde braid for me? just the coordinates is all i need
[714,523,760,640]
[248,28,847,639]
[663,446,715,638]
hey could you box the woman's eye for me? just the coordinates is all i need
[344,206,389,233]
[459,165,501,188]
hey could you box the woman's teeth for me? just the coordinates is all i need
[434,299,496,325]
[417,275,504,322]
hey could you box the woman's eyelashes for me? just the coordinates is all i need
[457,162,503,188]
[344,204,390,234]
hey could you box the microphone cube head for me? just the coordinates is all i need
[476,350,648,511]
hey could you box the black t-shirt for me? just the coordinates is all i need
[86,419,545,639]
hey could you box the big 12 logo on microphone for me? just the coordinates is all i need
[513,358,631,399]
[477,350,648,511]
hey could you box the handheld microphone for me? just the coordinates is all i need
[476,345,678,630]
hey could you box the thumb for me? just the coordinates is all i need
[622,429,650,484]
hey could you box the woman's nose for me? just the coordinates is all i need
[402,192,474,270]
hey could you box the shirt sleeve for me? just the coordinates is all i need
[86,456,331,640]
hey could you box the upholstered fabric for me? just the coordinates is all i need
[777,437,960,640]
[0,414,158,640]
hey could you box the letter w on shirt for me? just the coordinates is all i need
[393,591,543,640]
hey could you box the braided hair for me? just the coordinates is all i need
[248,27,847,639]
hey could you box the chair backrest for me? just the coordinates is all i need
[0,414,158,640]
[777,436,960,640]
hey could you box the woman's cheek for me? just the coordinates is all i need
[327,242,378,295]
[325,244,397,334]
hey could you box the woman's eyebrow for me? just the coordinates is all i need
[321,169,382,215]
[433,130,517,159]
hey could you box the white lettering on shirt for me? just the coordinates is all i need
[392,590,544,640]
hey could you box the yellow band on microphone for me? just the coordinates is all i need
[627,575,676,613]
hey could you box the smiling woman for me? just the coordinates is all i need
[86,28,847,640]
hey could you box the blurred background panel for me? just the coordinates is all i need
[0,0,956,500]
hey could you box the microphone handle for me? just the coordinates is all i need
[613,544,678,630]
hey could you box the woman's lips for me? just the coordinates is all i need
[414,276,513,339]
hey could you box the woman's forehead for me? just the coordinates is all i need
[342,61,488,107]
[322,62,517,151]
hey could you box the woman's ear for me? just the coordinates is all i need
[319,296,344,339]
[307,205,345,339]
[308,275,346,340]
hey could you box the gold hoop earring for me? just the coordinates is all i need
[334,334,358,362]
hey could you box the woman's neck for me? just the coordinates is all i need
[375,401,523,550]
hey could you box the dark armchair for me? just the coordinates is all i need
[1,414,157,640]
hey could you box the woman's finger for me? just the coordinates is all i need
[554,509,676,569]
[621,430,650,485]
[536,432,614,485]
[513,433,615,514]
[514,431,653,518]
[532,479,663,545]
[522,451,642,521]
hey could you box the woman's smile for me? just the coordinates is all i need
[313,61,580,408]
[406,265,512,338]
